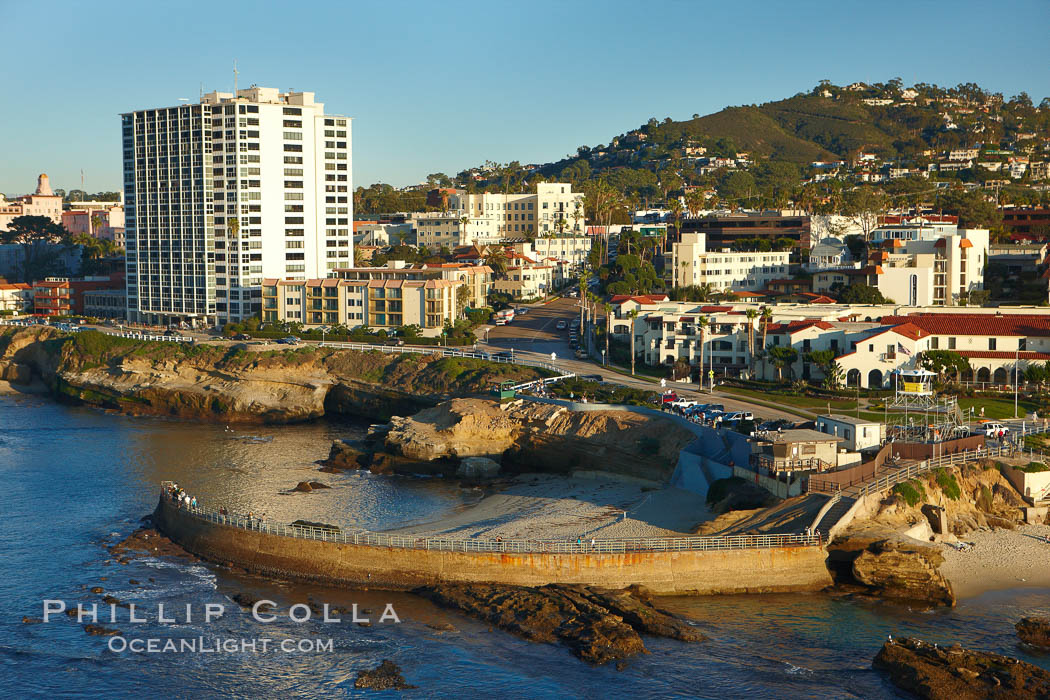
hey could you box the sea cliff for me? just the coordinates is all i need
[0,327,550,423]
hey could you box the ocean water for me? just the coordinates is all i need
[2,394,1049,699]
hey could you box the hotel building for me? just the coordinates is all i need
[121,86,351,326]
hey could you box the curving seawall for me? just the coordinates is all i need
[153,498,833,595]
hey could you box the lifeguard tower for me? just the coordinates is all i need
[886,369,966,442]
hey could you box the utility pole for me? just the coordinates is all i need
[1015,346,1020,419]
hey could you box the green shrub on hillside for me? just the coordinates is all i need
[934,468,961,501]
[1021,461,1050,473]
[892,480,926,507]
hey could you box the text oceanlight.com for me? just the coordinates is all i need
[41,599,402,653]
[108,637,335,653]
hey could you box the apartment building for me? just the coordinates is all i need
[492,260,567,300]
[262,260,488,334]
[866,228,989,305]
[121,86,351,327]
[609,295,1050,388]
[331,261,491,308]
[669,232,792,290]
[0,283,32,313]
[508,235,593,270]
[32,274,125,316]
[82,288,127,319]
[409,183,584,251]
[62,205,126,246]
[679,212,811,250]
[0,174,63,230]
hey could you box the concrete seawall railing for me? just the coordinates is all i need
[158,486,819,555]
[154,489,832,594]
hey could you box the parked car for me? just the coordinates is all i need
[980,422,1010,437]
[574,349,587,359]
[660,391,678,404]
[723,411,754,422]
[516,307,529,315]
[164,329,179,336]
[383,338,404,346]
[556,320,567,330]
[671,399,698,409]
[233,333,252,341]
[757,419,791,432]
[580,374,603,381]
[277,336,300,345]
[493,350,514,359]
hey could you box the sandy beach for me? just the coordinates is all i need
[940,523,1050,598]
[388,473,712,541]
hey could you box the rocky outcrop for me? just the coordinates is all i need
[355,660,416,690]
[873,637,1050,699]
[386,398,694,482]
[291,481,330,493]
[0,327,550,424]
[319,439,373,471]
[456,456,501,479]
[828,529,955,606]
[415,583,705,665]
[1016,616,1050,648]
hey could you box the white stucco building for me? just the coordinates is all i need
[669,232,793,290]
[122,86,352,326]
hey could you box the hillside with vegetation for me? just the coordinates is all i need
[355,79,1050,223]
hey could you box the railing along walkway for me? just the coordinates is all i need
[160,485,820,554]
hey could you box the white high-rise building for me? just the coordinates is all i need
[121,86,352,326]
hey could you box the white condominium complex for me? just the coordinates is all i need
[412,183,584,251]
[121,86,351,327]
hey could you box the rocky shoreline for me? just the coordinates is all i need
[416,583,705,665]
[874,637,1050,699]
[0,327,548,423]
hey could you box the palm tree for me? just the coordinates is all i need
[603,302,613,366]
[90,215,103,237]
[228,216,240,238]
[760,306,774,377]
[696,316,709,391]
[685,188,704,220]
[668,199,683,253]
[745,308,758,374]
[459,216,469,245]
[627,308,639,376]
[578,271,591,338]
[485,251,508,278]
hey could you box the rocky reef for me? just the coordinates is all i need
[873,637,1050,699]
[354,660,416,690]
[1016,616,1050,648]
[0,327,549,423]
[384,398,695,482]
[827,528,955,606]
[415,583,705,665]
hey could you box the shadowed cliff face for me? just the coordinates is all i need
[384,398,696,482]
[0,328,550,423]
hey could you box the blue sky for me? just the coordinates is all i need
[2,0,1048,195]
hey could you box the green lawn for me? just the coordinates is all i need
[720,385,860,412]
[957,396,1039,420]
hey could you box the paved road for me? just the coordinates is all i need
[477,297,802,423]
[483,296,582,359]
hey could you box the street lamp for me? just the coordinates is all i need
[602,349,606,366]
[318,325,330,346]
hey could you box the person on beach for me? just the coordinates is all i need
[590,538,596,550]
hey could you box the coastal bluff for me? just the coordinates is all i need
[384,398,696,482]
[0,327,549,422]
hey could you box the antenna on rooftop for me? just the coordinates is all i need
[233,59,239,94]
